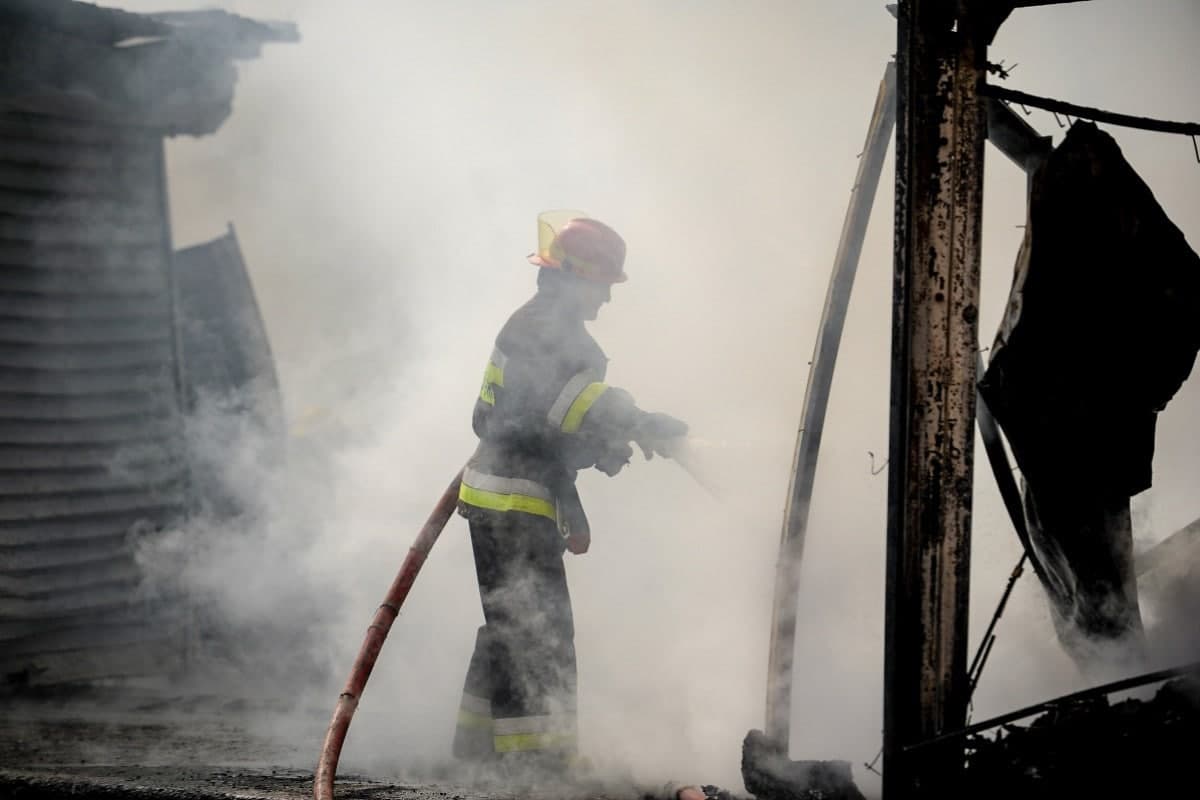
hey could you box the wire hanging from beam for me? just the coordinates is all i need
[982,84,1200,137]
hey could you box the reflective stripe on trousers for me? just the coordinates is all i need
[456,692,493,730]
[493,713,578,753]
[456,518,579,761]
[458,466,556,521]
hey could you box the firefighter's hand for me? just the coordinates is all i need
[634,412,689,460]
[595,441,633,476]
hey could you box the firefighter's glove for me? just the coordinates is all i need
[634,412,689,460]
[564,530,591,555]
[595,441,634,477]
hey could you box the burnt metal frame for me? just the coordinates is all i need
[763,1,1080,793]
[762,48,1055,769]
[768,0,1198,794]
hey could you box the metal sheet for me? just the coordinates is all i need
[174,226,283,424]
[0,110,187,685]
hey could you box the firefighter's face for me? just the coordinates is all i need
[574,279,611,320]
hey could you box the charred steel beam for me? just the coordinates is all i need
[885,1,988,795]
[1009,0,1093,7]
[885,1,1092,22]
[984,97,1053,173]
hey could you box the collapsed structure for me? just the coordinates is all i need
[0,0,293,687]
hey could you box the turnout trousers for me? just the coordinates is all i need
[452,510,578,763]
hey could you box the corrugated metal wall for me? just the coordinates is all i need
[0,110,188,686]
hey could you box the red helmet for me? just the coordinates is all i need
[527,211,627,284]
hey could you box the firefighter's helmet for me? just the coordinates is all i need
[527,210,627,284]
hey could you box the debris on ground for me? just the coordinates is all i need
[740,730,866,800]
[962,676,1200,798]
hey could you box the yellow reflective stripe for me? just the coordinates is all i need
[547,371,600,428]
[459,483,556,520]
[493,731,577,753]
[484,361,505,388]
[561,382,608,433]
[479,359,505,406]
[457,708,494,730]
[462,468,552,500]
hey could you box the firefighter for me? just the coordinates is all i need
[452,210,688,777]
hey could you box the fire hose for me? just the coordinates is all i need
[313,443,708,800]
[313,469,464,800]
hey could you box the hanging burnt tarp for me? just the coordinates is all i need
[979,122,1200,661]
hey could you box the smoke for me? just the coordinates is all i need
[105,0,1200,796]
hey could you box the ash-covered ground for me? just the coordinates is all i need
[5,674,1197,799]
[0,683,705,800]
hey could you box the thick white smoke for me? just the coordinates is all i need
[115,1,1200,796]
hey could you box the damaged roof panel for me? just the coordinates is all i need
[0,2,298,136]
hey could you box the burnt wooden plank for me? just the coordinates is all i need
[0,112,159,148]
[0,556,141,597]
[0,485,185,522]
[0,442,176,471]
[0,266,167,296]
[0,464,181,496]
[0,293,169,320]
[0,241,164,269]
[0,509,168,546]
[0,637,182,686]
[0,316,169,346]
[0,533,129,572]
[0,215,163,247]
[0,390,169,420]
[0,340,172,370]
[0,416,177,445]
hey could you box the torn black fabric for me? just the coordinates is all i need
[980,121,1200,653]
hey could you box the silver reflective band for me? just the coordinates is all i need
[460,693,492,715]
[462,467,554,503]
[490,347,508,370]
[547,370,600,429]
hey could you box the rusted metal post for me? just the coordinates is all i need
[884,1,989,795]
